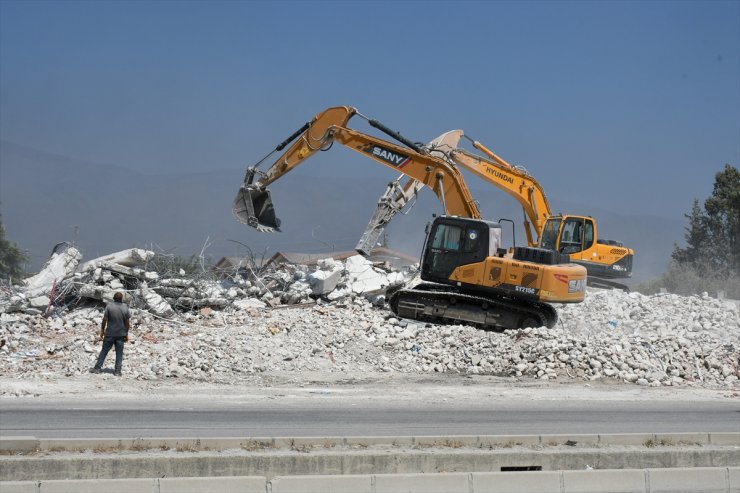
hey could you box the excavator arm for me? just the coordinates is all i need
[426,130,553,246]
[357,129,553,247]
[355,175,424,255]
[450,146,552,246]
[233,106,480,231]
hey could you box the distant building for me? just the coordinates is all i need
[214,256,252,271]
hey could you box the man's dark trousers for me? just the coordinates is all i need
[94,337,125,373]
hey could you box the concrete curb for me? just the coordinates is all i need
[2,446,739,482]
[2,468,739,493]
[2,432,738,453]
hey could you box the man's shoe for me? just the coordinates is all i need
[114,371,122,376]
[89,368,101,374]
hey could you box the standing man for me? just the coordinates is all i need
[90,292,130,376]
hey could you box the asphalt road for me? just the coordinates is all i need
[2,398,738,439]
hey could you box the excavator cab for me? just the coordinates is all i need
[541,215,633,281]
[541,215,591,255]
[421,216,500,285]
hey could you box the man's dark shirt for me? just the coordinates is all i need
[104,301,130,338]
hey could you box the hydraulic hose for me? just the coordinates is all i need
[368,119,423,154]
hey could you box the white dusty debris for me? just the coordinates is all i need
[1,245,414,319]
[1,246,737,390]
[345,255,388,294]
[139,283,175,318]
[1,270,738,390]
[77,248,155,271]
[23,245,82,296]
[308,258,343,295]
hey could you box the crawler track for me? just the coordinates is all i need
[388,283,557,331]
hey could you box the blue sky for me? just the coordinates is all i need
[1,0,738,219]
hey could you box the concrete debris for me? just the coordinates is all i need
[77,248,155,272]
[77,284,117,303]
[139,283,175,318]
[233,298,267,310]
[2,246,415,319]
[0,287,737,390]
[308,259,343,295]
[345,255,390,294]
[23,246,82,295]
[1,246,737,390]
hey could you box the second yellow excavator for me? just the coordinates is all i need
[358,130,634,290]
[233,106,586,330]
[445,131,634,290]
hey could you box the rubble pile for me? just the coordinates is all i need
[1,290,737,389]
[0,248,738,390]
[0,246,407,318]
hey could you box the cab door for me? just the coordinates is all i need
[422,219,488,284]
[557,216,587,260]
[578,218,597,261]
[426,221,464,281]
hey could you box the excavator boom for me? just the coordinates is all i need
[451,146,551,246]
[233,106,480,231]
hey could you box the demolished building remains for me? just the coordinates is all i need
[1,244,738,390]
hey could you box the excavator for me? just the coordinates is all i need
[233,106,586,330]
[357,130,634,290]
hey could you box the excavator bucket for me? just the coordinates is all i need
[232,185,281,232]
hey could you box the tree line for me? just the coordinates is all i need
[640,164,739,297]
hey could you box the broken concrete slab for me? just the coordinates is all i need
[77,285,120,303]
[308,269,342,295]
[308,259,344,296]
[83,260,146,280]
[174,297,229,308]
[233,298,267,310]
[28,296,50,310]
[139,283,175,318]
[77,248,155,272]
[345,255,389,295]
[23,246,82,294]
[158,278,194,288]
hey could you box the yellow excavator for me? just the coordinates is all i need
[233,106,586,330]
[444,131,633,289]
[358,130,634,290]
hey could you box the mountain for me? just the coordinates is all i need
[1,141,683,283]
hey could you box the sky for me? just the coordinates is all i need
[1,0,738,221]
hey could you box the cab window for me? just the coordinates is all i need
[431,224,463,251]
[559,218,584,254]
[583,220,594,249]
[540,219,561,250]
